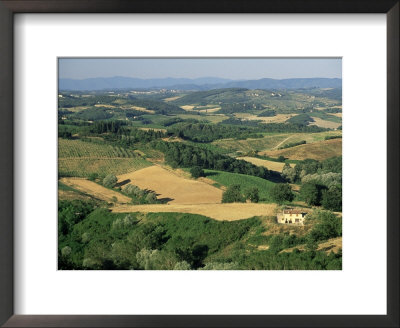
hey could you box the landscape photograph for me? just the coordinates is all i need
[58,58,342,270]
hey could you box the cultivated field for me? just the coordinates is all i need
[59,138,152,177]
[234,113,297,124]
[129,106,155,113]
[238,156,295,172]
[60,178,132,204]
[112,203,277,221]
[117,165,223,204]
[199,107,221,113]
[59,139,138,158]
[176,113,228,124]
[180,105,195,111]
[59,106,89,112]
[261,138,342,161]
[204,170,276,202]
[163,96,182,102]
[310,117,342,129]
[94,104,116,108]
[213,135,291,153]
[213,131,342,154]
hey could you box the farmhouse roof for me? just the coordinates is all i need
[283,209,305,215]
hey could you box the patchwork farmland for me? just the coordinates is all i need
[58,72,342,271]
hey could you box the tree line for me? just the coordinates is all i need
[152,140,272,180]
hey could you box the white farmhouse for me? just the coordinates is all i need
[277,209,307,225]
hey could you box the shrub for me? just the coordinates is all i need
[301,172,342,188]
[81,232,90,243]
[190,166,205,179]
[201,262,239,270]
[321,185,342,211]
[174,261,192,270]
[88,173,99,181]
[222,185,245,203]
[308,210,342,241]
[112,214,138,229]
[270,183,294,204]
[123,184,141,197]
[300,181,326,206]
[103,174,117,188]
[145,192,158,204]
[61,246,72,257]
[244,187,259,203]
[282,163,297,183]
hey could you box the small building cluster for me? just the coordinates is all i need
[277,209,307,225]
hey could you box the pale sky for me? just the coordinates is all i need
[59,58,342,80]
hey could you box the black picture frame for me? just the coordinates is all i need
[0,1,398,327]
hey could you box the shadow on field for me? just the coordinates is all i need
[204,172,219,177]
[158,197,174,204]
[268,171,287,183]
[115,179,131,188]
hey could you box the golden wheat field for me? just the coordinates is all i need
[238,156,295,172]
[60,178,132,204]
[112,203,277,221]
[129,106,155,113]
[180,105,195,111]
[94,104,116,108]
[163,96,182,102]
[234,113,297,124]
[261,138,342,161]
[117,165,223,204]
[198,107,221,113]
[309,117,342,129]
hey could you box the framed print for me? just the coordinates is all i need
[0,1,398,327]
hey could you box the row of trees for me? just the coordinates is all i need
[168,122,263,142]
[222,185,260,203]
[282,157,342,184]
[280,157,342,212]
[220,118,327,133]
[152,140,272,180]
[102,174,159,205]
[300,182,342,211]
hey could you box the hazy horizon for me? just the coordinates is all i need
[59,58,342,80]
[60,75,342,81]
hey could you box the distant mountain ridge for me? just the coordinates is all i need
[59,76,342,91]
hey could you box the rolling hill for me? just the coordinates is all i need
[59,76,342,91]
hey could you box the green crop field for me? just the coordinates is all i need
[175,113,228,124]
[58,138,152,177]
[204,170,276,202]
[59,138,138,158]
